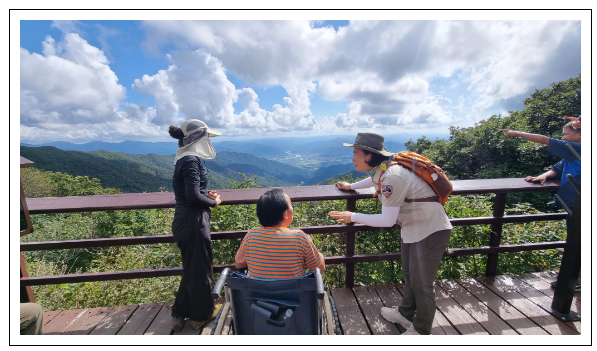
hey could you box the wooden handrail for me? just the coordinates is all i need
[20,213,567,251]
[20,241,565,286]
[25,178,560,214]
[20,178,565,288]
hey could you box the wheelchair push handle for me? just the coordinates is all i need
[211,268,229,299]
[315,268,324,299]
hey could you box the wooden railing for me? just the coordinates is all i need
[20,175,566,290]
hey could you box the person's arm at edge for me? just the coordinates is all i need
[302,233,326,273]
[315,252,326,273]
[500,129,550,145]
[234,236,249,269]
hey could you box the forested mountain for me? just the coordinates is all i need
[20,146,174,193]
[19,146,354,193]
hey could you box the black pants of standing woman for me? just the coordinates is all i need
[171,207,215,321]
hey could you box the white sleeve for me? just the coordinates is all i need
[350,177,374,189]
[351,205,400,227]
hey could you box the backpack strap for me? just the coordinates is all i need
[404,196,439,203]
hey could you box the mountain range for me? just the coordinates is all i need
[19,146,367,193]
[21,133,447,157]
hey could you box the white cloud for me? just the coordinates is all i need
[139,20,579,133]
[20,20,581,142]
[19,33,168,143]
[133,48,317,133]
[20,33,126,127]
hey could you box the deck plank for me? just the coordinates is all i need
[42,310,62,326]
[353,286,400,335]
[542,271,581,301]
[330,288,369,335]
[89,305,138,335]
[394,283,459,335]
[439,279,517,335]
[374,285,407,333]
[62,306,112,335]
[514,274,581,333]
[475,276,578,335]
[44,308,87,335]
[458,278,548,335]
[434,281,489,335]
[144,301,174,335]
[117,303,164,335]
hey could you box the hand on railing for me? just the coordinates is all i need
[209,191,222,206]
[335,182,351,191]
[329,211,354,223]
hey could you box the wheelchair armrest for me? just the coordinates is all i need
[211,268,229,299]
[315,268,324,300]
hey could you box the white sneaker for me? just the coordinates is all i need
[380,306,413,329]
[402,326,421,335]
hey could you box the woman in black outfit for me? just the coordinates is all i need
[168,119,222,331]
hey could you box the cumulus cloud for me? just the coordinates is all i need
[19,33,166,143]
[140,20,579,132]
[21,20,580,142]
[20,33,126,126]
[133,48,316,133]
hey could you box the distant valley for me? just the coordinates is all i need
[20,134,448,193]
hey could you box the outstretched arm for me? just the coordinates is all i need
[500,129,549,145]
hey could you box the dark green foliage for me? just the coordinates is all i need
[404,74,581,212]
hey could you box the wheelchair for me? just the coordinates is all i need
[210,268,341,335]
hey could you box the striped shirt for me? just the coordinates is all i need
[235,227,324,279]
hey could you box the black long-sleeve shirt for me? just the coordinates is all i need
[173,156,217,209]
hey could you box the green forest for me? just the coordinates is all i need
[20,74,579,312]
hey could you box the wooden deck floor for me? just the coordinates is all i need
[41,271,580,335]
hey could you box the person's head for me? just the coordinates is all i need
[563,122,581,142]
[256,189,294,227]
[352,148,391,172]
[343,133,392,172]
[169,119,222,161]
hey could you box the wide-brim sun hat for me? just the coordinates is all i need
[173,119,222,164]
[343,132,394,156]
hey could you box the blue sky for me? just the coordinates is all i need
[17,17,583,144]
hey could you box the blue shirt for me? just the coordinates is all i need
[549,138,581,209]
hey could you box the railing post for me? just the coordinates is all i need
[485,193,507,276]
[345,199,356,288]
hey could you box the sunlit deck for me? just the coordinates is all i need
[41,271,580,335]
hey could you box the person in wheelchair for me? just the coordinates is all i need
[212,188,331,335]
[234,188,325,278]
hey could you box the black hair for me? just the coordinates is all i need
[362,149,391,167]
[564,121,581,133]
[169,125,184,147]
[256,188,289,227]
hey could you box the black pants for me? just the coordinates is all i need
[171,207,215,321]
